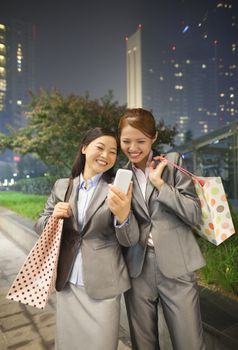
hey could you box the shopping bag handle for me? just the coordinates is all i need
[64,178,74,202]
[156,155,202,184]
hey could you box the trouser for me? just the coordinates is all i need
[125,247,206,350]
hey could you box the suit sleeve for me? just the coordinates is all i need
[115,213,140,247]
[34,180,59,235]
[157,154,202,227]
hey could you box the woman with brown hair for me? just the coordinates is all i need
[118,108,206,350]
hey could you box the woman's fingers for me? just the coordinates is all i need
[108,184,132,223]
[53,202,72,218]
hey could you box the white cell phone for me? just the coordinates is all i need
[113,169,133,194]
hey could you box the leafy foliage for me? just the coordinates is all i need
[0,89,177,175]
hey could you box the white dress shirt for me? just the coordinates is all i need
[69,173,102,286]
[132,151,154,246]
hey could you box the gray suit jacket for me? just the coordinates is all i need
[35,175,139,299]
[124,152,206,279]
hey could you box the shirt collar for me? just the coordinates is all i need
[79,173,102,190]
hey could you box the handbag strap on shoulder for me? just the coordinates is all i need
[64,178,74,202]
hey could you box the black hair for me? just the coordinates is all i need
[71,127,119,180]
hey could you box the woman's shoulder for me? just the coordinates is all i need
[164,151,181,162]
[54,177,71,186]
[51,178,74,193]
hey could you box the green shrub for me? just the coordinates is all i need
[12,176,58,195]
[198,210,238,294]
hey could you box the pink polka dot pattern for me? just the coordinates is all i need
[193,176,235,246]
[6,216,63,309]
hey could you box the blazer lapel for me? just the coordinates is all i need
[82,177,108,231]
[126,162,150,216]
[145,149,161,204]
[145,179,154,204]
[68,176,80,228]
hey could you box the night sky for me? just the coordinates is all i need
[1,0,208,104]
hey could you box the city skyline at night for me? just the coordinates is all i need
[0,0,237,139]
[126,0,238,142]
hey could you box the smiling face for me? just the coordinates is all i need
[82,135,117,179]
[120,125,156,170]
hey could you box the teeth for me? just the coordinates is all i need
[97,160,107,165]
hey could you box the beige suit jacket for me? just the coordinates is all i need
[35,175,139,299]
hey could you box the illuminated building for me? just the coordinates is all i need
[0,24,7,114]
[0,19,35,133]
[126,0,238,143]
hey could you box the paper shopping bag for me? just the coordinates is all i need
[157,155,236,246]
[193,176,235,245]
[6,216,63,309]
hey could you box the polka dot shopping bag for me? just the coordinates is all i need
[6,178,73,309]
[193,176,235,245]
[158,156,236,246]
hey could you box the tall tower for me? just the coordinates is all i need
[0,19,35,132]
[126,26,164,123]
[126,28,142,109]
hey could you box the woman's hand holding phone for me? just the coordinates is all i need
[108,169,133,224]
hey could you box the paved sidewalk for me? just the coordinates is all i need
[0,230,131,350]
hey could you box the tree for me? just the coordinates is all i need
[155,119,177,150]
[184,129,193,144]
[0,89,177,175]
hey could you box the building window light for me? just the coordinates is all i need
[0,79,6,90]
[0,55,5,63]
[17,43,23,72]
[0,43,6,53]
[174,85,183,90]
[0,24,6,30]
